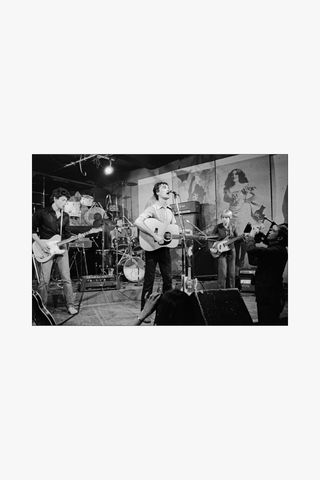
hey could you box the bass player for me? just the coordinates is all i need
[210,209,242,289]
[134,182,176,310]
[32,187,83,315]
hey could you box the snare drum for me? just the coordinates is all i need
[80,195,94,207]
[123,257,145,282]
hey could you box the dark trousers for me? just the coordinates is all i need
[141,248,173,309]
[257,302,283,325]
[217,249,236,289]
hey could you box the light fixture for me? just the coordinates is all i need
[104,157,115,175]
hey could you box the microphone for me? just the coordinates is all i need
[168,190,178,195]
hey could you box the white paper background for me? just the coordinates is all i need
[2,1,318,480]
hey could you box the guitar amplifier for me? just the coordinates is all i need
[170,201,201,214]
[239,268,256,292]
[78,275,118,291]
[69,239,92,249]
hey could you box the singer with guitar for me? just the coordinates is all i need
[32,187,85,315]
[210,209,243,289]
[134,182,177,311]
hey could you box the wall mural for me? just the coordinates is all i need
[137,154,288,276]
[172,162,216,230]
[215,155,272,269]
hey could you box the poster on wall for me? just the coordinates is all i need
[271,154,288,225]
[216,154,272,269]
[172,161,216,231]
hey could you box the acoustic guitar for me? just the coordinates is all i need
[32,290,56,326]
[32,227,102,263]
[139,218,217,252]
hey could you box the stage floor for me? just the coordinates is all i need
[33,276,288,326]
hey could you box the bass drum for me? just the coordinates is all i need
[123,257,145,282]
[84,206,106,226]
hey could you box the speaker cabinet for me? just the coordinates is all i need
[191,289,253,325]
[175,212,202,232]
[193,242,218,279]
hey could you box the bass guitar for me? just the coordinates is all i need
[32,227,102,263]
[32,290,56,325]
[209,235,244,258]
[139,218,217,252]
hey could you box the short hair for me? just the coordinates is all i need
[221,209,233,219]
[153,182,169,200]
[278,223,288,247]
[50,187,70,204]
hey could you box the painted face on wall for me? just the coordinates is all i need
[231,170,239,182]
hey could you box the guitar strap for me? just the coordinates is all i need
[60,209,63,238]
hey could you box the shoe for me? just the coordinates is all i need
[67,306,78,315]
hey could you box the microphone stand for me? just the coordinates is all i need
[172,193,187,292]
[101,212,107,275]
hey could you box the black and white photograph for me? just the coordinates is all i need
[32,154,288,326]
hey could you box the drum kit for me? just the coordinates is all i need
[65,185,144,283]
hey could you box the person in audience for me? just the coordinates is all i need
[134,289,198,325]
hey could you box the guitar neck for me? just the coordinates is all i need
[224,235,243,246]
[56,229,98,247]
[58,236,79,247]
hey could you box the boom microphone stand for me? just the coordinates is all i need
[172,192,188,292]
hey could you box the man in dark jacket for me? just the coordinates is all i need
[32,187,79,315]
[245,223,288,325]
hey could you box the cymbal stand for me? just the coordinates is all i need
[101,212,107,275]
[172,192,188,292]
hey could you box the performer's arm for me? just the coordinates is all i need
[32,210,50,252]
[134,210,164,244]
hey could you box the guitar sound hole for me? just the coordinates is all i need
[164,232,171,241]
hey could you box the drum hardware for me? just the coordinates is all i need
[69,244,89,280]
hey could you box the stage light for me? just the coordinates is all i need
[104,159,114,175]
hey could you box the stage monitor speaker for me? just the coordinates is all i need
[191,289,253,325]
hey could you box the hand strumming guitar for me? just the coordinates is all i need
[153,233,164,244]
